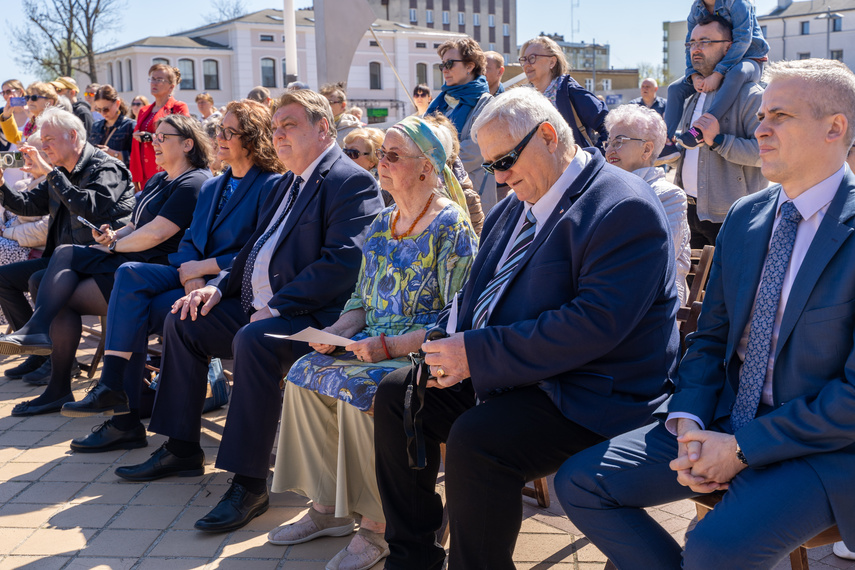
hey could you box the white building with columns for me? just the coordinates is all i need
[76,8,466,124]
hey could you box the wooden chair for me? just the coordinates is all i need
[79,315,108,378]
[676,246,714,350]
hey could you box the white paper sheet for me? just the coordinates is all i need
[265,327,352,346]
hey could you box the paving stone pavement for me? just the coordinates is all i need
[0,323,852,569]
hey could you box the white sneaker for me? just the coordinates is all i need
[833,541,855,560]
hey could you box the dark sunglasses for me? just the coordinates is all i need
[413,92,430,98]
[343,148,371,160]
[26,95,50,102]
[481,121,545,175]
[439,59,464,71]
[131,101,144,106]
[377,149,421,163]
[214,124,241,141]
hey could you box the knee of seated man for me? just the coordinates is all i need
[445,407,496,466]
[553,453,605,511]
[682,513,769,570]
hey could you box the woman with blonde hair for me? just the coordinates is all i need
[0,82,59,143]
[129,95,149,119]
[519,35,609,151]
[267,115,478,570]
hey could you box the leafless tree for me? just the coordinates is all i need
[204,0,249,24]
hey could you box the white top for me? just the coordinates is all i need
[680,92,706,199]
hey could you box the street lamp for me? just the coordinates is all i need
[815,8,844,60]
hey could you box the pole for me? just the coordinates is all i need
[283,0,298,83]
[827,8,832,59]
[591,38,596,94]
[368,27,416,109]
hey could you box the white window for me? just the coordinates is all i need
[488,14,495,27]
[426,10,433,24]
[831,49,844,61]
[416,63,428,85]
[473,13,480,26]
[410,9,417,23]
[442,11,449,25]
[433,63,443,89]
[261,58,276,88]
[116,60,124,92]
[585,78,594,91]
[489,43,495,51]
[127,59,133,91]
[178,59,195,90]
[458,12,465,26]
[152,57,169,66]
[601,79,612,90]
[107,62,113,85]
[203,59,220,90]
[503,23,509,36]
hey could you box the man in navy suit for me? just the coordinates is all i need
[113,90,383,532]
[373,88,680,569]
[556,58,855,569]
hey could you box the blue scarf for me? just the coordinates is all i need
[426,76,489,134]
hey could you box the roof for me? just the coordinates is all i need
[101,35,230,54]
[761,0,855,19]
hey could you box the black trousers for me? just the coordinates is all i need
[0,257,49,329]
[147,297,317,479]
[374,367,605,570]
[687,202,722,249]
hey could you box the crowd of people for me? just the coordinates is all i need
[1,0,855,568]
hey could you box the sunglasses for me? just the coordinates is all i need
[93,105,114,114]
[214,124,241,141]
[26,95,50,102]
[343,148,371,160]
[131,101,144,106]
[377,149,422,163]
[439,59,464,71]
[481,121,544,175]
[413,92,430,98]
[153,132,184,144]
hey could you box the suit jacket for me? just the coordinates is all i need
[210,145,383,323]
[671,170,855,544]
[442,150,680,439]
[169,166,281,273]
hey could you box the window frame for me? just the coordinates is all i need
[178,58,195,90]
[203,59,220,90]
[261,57,277,88]
[369,61,382,90]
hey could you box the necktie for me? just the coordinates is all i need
[471,208,537,329]
[240,176,302,313]
[731,201,802,431]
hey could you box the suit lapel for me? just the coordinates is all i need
[776,173,855,353]
[211,165,262,232]
[197,174,228,255]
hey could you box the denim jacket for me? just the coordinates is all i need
[684,0,770,78]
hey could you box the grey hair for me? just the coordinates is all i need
[35,107,87,149]
[471,86,574,149]
[763,58,855,146]
[26,131,42,148]
[55,95,74,113]
[604,104,667,161]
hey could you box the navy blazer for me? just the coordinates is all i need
[672,169,855,545]
[211,145,383,323]
[443,150,680,439]
[169,166,281,273]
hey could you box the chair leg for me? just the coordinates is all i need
[788,546,810,570]
[522,477,551,508]
[86,316,107,378]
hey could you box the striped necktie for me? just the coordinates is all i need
[240,176,302,313]
[731,201,802,431]
[471,208,537,329]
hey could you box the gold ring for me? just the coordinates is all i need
[436,367,445,377]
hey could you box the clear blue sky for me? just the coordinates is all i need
[1,0,779,87]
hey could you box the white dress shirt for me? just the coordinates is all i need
[667,164,845,433]
[680,93,706,199]
[249,142,336,315]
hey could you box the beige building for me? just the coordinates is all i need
[76,8,466,124]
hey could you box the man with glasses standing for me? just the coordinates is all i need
[373,87,679,570]
[674,15,766,247]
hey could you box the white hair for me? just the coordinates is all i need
[26,131,42,148]
[604,104,667,161]
[471,86,574,149]
[55,95,74,113]
[36,107,87,149]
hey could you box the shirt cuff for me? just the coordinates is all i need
[665,412,706,436]
[268,306,280,318]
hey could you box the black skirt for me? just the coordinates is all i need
[69,244,169,301]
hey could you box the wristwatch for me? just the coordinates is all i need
[709,134,725,150]
[735,442,748,466]
[108,239,118,254]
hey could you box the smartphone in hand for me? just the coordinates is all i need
[0,152,25,169]
[9,96,26,107]
[76,215,104,235]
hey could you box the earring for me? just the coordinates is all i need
[419,174,426,181]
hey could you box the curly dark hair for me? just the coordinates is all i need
[225,99,286,174]
[437,37,486,78]
[156,114,212,170]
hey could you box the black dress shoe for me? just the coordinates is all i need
[5,354,49,379]
[194,481,269,533]
[61,383,130,417]
[115,443,205,481]
[70,421,148,453]
[23,358,81,386]
[11,393,74,417]
[0,332,52,356]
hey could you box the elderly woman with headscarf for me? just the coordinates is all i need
[265,115,478,570]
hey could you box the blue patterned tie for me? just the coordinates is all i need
[240,176,302,313]
[471,208,537,329]
[731,201,802,431]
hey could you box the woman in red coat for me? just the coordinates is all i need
[129,64,190,191]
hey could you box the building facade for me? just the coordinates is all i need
[76,8,467,124]
[366,0,517,63]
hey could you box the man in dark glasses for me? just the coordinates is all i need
[374,87,680,570]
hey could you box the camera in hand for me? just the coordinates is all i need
[0,151,25,169]
[139,132,153,143]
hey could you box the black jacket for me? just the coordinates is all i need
[72,100,94,136]
[0,143,135,255]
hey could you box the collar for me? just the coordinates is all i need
[526,146,590,222]
[778,164,845,221]
[296,142,336,181]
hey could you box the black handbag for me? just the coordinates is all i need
[403,328,448,469]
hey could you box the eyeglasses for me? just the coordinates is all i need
[326,98,343,105]
[84,91,96,97]
[153,132,184,143]
[214,124,241,141]
[413,92,430,99]
[439,59,464,71]
[148,77,170,84]
[481,121,544,175]
[131,101,144,106]
[377,149,422,163]
[604,136,647,151]
[2,89,18,97]
[685,39,731,50]
[518,53,555,66]
[343,148,371,160]
[26,95,50,102]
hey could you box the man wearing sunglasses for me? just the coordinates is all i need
[374,88,679,569]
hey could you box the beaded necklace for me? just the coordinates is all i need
[391,192,434,239]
